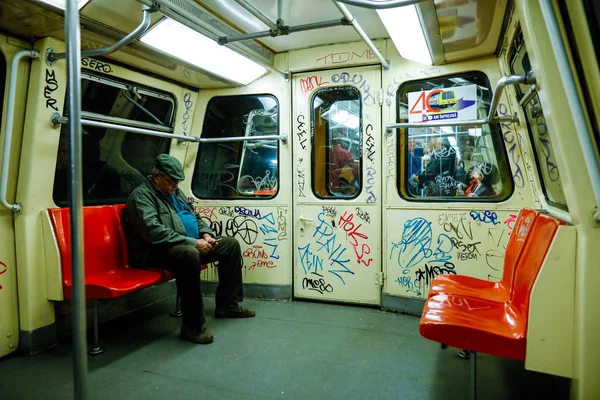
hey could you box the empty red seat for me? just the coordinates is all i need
[428,208,539,302]
[49,206,163,299]
[419,213,565,361]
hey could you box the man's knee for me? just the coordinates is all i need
[169,245,201,271]
[219,236,240,251]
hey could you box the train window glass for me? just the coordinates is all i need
[396,72,513,201]
[311,87,362,199]
[510,31,567,209]
[52,73,174,206]
[191,95,279,199]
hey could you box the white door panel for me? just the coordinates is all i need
[292,66,382,305]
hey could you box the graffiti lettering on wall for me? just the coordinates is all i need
[385,77,401,107]
[259,212,281,259]
[322,206,338,218]
[366,167,377,203]
[302,272,334,294]
[390,217,453,271]
[277,207,288,241]
[330,72,376,106]
[298,212,353,284]
[300,76,329,95]
[297,158,306,197]
[44,69,59,111]
[415,262,456,286]
[316,49,377,66]
[469,210,500,225]
[296,114,308,150]
[529,96,560,181]
[196,207,217,220]
[235,206,262,219]
[499,103,525,188]
[355,207,370,224]
[181,92,193,136]
[81,57,113,73]
[386,138,395,181]
[365,124,375,163]
[199,215,258,245]
[0,261,6,290]
[504,213,517,236]
[338,211,373,267]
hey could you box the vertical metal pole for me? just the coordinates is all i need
[65,0,88,398]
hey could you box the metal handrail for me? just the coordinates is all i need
[540,1,600,222]
[385,73,535,133]
[47,4,154,63]
[52,114,288,144]
[0,50,39,213]
[219,19,350,45]
[332,0,389,70]
[234,0,278,30]
[335,0,429,8]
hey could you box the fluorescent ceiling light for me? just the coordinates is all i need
[141,18,267,85]
[37,0,91,9]
[332,110,360,130]
[377,6,432,66]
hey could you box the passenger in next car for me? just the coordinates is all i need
[329,132,358,195]
[407,139,424,195]
[123,154,255,345]
[409,137,457,196]
[457,162,497,197]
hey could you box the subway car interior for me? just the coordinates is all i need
[0,0,599,399]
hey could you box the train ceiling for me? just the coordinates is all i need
[0,0,508,89]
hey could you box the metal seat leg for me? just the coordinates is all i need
[88,300,104,355]
[470,351,477,400]
[171,290,182,317]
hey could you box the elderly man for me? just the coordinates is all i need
[123,154,255,345]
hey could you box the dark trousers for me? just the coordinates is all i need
[148,237,243,330]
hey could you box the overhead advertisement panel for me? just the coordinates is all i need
[408,84,477,123]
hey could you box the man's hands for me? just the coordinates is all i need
[195,239,212,255]
[196,234,219,255]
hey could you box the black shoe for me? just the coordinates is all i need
[214,304,256,319]
[180,324,214,344]
[458,350,470,359]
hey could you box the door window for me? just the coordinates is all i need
[311,87,362,199]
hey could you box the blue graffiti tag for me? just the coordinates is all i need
[389,218,453,271]
[469,210,500,225]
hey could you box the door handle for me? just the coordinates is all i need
[299,216,314,224]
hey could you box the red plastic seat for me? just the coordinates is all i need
[428,208,539,302]
[419,213,565,361]
[49,206,163,299]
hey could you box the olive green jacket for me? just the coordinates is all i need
[123,177,214,267]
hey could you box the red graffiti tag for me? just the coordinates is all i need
[0,261,7,290]
[337,211,373,267]
[300,76,329,95]
[504,213,517,236]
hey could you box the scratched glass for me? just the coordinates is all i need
[396,71,513,201]
[510,29,567,209]
[192,94,279,199]
[52,72,175,206]
[312,87,362,199]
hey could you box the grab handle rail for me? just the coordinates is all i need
[0,50,40,212]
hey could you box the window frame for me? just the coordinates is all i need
[191,93,280,201]
[395,70,515,202]
[509,29,568,211]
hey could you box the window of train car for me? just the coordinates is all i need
[510,30,567,209]
[312,87,362,199]
[52,72,175,206]
[396,72,513,201]
[191,95,279,199]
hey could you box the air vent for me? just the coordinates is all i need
[149,0,274,67]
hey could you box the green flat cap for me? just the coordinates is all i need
[155,154,185,181]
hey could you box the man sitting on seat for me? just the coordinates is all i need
[123,154,255,345]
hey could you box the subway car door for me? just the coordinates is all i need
[292,66,382,305]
